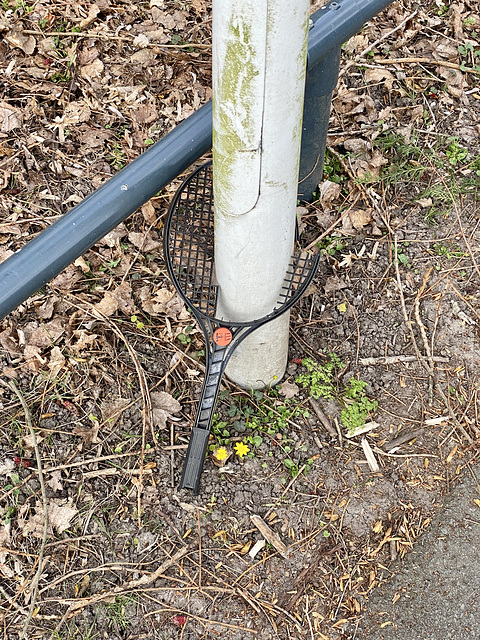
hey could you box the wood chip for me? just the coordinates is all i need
[250,515,290,559]
[249,538,266,559]
[362,437,379,472]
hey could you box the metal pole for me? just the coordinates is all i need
[212,0,310,390]
[298,0,394,202]
[298,46,341,202]
[0,0,395,322]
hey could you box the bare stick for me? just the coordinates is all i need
[250,515,290,559]
[359,355,449,366]
[308,397,337,439]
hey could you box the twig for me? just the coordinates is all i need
[308,397,337,439]
[338,9,419,79]
[54,545,188,628]
[413,268,435,403]
[372,56,480,76]
[86,305,153,528]
[250,515,290,559]
[359,354,449,366]
[22,29,211,49]
[0,380,49,640]
[394,235,427,368]
[384,428,424,452]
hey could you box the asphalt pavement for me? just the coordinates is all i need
[356,465,480,640]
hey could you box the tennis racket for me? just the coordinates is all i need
[164,161,319,493]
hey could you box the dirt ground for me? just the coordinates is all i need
[1,0,480,639]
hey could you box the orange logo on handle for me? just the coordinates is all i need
[213,327,232,347]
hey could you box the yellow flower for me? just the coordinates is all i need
[234,441,250,458]
[215,447,228,461]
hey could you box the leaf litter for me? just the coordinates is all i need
[0,0,479,639]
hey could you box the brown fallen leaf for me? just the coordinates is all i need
[319,180,342,209]
[141,201,157,225]
[72,423,100,447]
[19,499,78,538]
[94,281,135,317]
[79,3,100,29]
[349,209,373,230]
[21,318,65,350]
[151,391,181,429]
[101,397,130,429]
[0,101,23,132]
[128,231,161,252]
[46,470,64,493]
[5,30,36,55]
[48,346,66,377]
[278,380,299,399]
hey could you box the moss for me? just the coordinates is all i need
[213,16,263,214]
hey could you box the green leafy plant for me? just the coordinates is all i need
[296,356,377,434]
[340,378,378,433]
[445,138,468,166]
[295,354,344,399]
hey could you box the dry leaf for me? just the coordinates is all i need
[6,30,36,55]
[128,231,161,252]
[48,346,66,377]
[79,3,100,29]
[191,0,206,14]
[80,58,104,82]
[139,287,187,319]
[72,423,100,446]
[101,397,130,428]
[57,101,91,126]
[151,391,181,429]
[0,329,22,357]
[141,201,157,225]
[0,101,23,132]
[319,180,342,209]
[46,470,64,493]
[51,264,83,291]
[94,282,135,317]
[19,499,78,538]
[100,224,127,247]
[71,330,99,353]
[324,276,348,295]
[0,458,15,475]
[349,209,373,230]
[365,68,395,91]
[278,381,299,399]
[22,318,65,349]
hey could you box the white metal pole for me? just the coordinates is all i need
[212,0,310,389]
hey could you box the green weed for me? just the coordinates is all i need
[295,356,377,435]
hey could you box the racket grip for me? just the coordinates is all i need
[179,427,211,493]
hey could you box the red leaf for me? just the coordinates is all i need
[291,358,303,364]
[172,615,187,626]
[14,456,21,466]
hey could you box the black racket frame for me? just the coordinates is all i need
[164,161,319,493]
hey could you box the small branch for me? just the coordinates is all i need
[250,515,290,559]
[308,398,337,439]
[372,56,480,76]
[359,355,449,366]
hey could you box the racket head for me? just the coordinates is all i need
[164,161,320,327]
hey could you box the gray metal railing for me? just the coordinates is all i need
[0,0,394,320]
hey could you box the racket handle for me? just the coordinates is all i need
[179,427,211,493]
